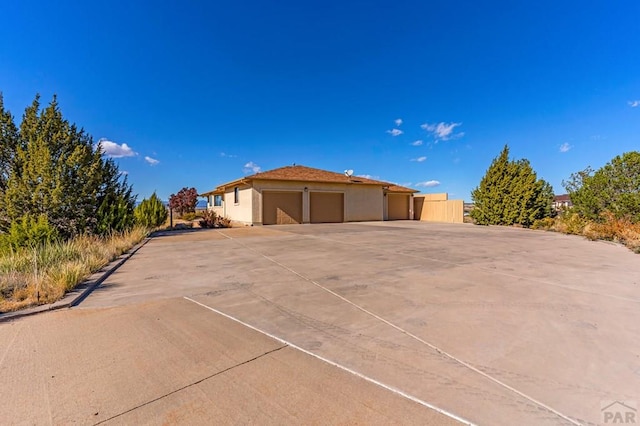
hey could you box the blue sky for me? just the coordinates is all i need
[1,1,638,202]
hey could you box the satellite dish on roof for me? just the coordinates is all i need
[344,169,354,177]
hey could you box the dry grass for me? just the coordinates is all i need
[533,211,640,253]
[0,227,148,313]
[582,213,640,253]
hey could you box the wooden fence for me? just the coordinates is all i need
[414,193,464,223]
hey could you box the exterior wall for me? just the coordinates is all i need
[251,180,383,224]
[414,194,463,223]
[206,194,224,217]
[345,185,383,222]
[223,184,253,224]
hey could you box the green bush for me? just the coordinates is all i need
[531,217,555,230]
[182,212,197,221]
[565,151,640,223]
[134,193,167,228]
[0,214,58,253]
[554,211,587,235]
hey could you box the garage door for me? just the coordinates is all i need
[262,191,303,225]
[387,194,410,220]
[310,192,344,223]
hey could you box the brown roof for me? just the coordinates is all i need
[201,165,417,195]
[246,165,379,184]
[554,194,571,202]
[385,184,416,193]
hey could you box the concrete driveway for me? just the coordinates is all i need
[2,221,639,425]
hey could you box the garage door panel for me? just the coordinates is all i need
[263,192,302,225]
[310,192,344,223]
[387,194,410,220]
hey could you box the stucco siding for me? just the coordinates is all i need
[345,185,383,221]
[223,184,253,224]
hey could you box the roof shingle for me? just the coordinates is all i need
[202,165,417,194]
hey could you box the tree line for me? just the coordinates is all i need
[0,94,168,249]
[471,145,640,227]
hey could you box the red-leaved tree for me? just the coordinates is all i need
[168,187,198,216]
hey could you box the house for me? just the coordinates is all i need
[200,165,418,225]
[553,194,572,211]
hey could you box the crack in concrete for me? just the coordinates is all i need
[93,344,288,425]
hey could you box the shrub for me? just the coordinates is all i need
[199,210,216,228]
[134,193,167,228]
[0,214,58,253]
[182,212,197,221]
[564,151,640,223]
[199,210,231,228]
[553,211,587,235]
[531,217,555,230]
[582,212,640,251]
[216,216,231,228]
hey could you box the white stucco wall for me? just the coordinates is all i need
[206,194,225,217]
[222,184,253,224]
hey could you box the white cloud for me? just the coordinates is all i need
[98,138,136,158]
[220,152,237,158]
[416,180,441,188]
[144,156,159,165]
[386,128,403,137]
[243,161,261,174]
[394,118,403,127]
[559,142,572,153]
[628,100,640,107]
[411,140,423,146]
[421,122,464,141]
[411,156,427,162]
[357,174,379,180]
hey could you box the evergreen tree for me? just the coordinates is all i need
[471,145,553,227]
[0,94,19,230]
[135,193,167,228]
[1,94,135,238]
[565,151,640,222]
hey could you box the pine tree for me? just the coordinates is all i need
[95,158,136,234]
[0,94,20,230]
[2,94,135,238]
[471,145,553,227]
[135,193,167,228]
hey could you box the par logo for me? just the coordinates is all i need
[601,400,637,424]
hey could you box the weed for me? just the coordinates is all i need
[0,227,148,313]
[542,209,640,253]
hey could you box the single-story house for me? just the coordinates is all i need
[200,165,418,225]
